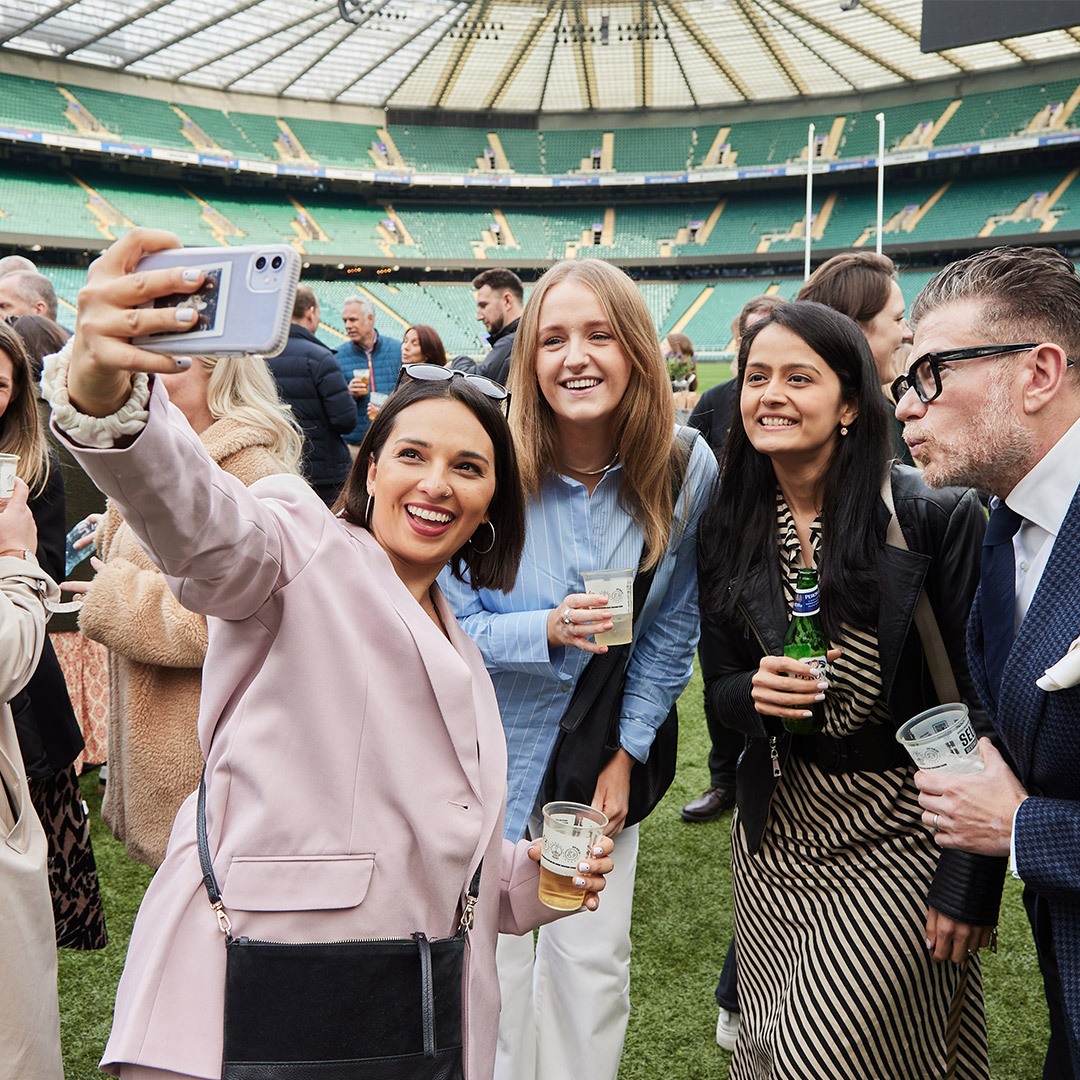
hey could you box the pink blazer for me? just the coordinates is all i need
[61,384,555,1080]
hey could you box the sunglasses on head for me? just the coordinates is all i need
[395,363,511,414]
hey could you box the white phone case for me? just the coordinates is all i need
[132,244,301,357]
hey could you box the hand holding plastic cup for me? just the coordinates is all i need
[0,454,19,500]
[581,568,634,646]
[538,801,608,910]
[895,703,985,775]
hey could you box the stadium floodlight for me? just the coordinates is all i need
[339,0,373,23]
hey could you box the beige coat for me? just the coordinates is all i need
[0,555,63,1080]
[79,417,289,867]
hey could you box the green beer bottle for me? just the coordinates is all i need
[782,567,828,735]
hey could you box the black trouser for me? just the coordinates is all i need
[706,703,743,788]
[1023,886,1079,1080]
[714,938,738,1013]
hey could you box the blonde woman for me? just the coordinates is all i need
[66,354,302,867]
[443,259,717,1080]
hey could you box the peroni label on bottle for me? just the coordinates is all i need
[792,585,820,617]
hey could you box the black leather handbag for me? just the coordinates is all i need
[541,426,696,828]
[196,774,480,1080]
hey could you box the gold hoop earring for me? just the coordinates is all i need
[470,521,495,554]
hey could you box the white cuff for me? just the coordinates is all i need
[1009,802,1023,880]
[41,339,151,449]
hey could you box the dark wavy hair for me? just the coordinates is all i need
[333,376,525,593]
[408,324,447,367]
[698,300,891,638]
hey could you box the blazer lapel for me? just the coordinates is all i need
[998,489,1080,779]
[345,526,484,803]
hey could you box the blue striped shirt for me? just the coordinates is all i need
[440,432,717,840]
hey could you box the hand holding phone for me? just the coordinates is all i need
[66,230,299,419]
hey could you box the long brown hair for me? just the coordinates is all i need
[0,322,49,495]
[508,259,683,569]
[407,324,448,367]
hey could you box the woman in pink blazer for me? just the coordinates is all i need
[45,229,614,1080]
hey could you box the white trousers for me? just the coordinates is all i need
[494,824,639,1080]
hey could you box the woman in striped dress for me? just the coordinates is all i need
[697,300,1003,1079]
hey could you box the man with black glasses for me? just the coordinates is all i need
[896,246,1080,1080]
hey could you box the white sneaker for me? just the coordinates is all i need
[716,1007,740,1051]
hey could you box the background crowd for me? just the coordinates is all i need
[0,238,1079,1080]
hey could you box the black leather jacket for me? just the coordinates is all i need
[699,464,1006,927]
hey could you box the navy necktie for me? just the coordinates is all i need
[980,502,1024,706]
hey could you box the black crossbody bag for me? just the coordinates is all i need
[542,426,697,828]
[196,773,481,1080]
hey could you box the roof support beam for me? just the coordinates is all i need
[666,0,753,100]
[485,7,556,110]
[0,0,81,48]
[653,0,697,108]
[733,0,806,95]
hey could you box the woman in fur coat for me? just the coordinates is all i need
[68,354,303,866]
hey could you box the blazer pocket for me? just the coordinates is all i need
[223,853,375,912]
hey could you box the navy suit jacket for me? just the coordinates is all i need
[968,482,1080,1060]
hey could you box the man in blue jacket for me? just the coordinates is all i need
[902,246,1080,1080]
[334,296,401,454]
[266,285,355,506]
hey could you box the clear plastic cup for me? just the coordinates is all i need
[895,703,985,775]
[581,568,634,646]
[0,453,18,499]
[538,801,608,910]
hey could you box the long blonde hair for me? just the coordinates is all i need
[508,260,684,569]
[200,355,303,473]
[0,322,50,495]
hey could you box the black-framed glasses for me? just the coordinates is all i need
[395,363,511,414]
[890,343,1042,405]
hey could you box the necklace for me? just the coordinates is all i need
[563,451,619,476]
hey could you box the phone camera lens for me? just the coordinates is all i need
[271,255,283,270]
[255,256,267,271]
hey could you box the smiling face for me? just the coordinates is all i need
[860,280,912,384]
[741,323,857,470]
[401,327,424,365]
[366,398,496,591]
[534,280,632,436]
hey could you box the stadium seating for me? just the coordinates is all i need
[0,73,70,134]
[1,71,1077,174]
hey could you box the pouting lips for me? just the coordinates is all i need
[562,378,602,390]
[407,505,454,524]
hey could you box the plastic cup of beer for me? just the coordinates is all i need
[538,801,608,910]
[895,703,985,775]
[581,568,634,646]
[0,454,18,499]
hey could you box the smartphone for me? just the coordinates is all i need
[132,244,301,357]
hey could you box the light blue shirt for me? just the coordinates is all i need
[440,432,717,840]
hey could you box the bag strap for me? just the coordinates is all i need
[879,471,960,703]
[196,769,482,938]
[559,426,698,734]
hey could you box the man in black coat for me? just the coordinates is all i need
[267,285,356,506]
[450,268,523,387]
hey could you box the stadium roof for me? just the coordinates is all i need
[1,0,1078,113]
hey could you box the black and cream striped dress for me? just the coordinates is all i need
[729,500,988,1080]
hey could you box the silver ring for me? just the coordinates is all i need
[561,608,573,626]
[931,813,940,835]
